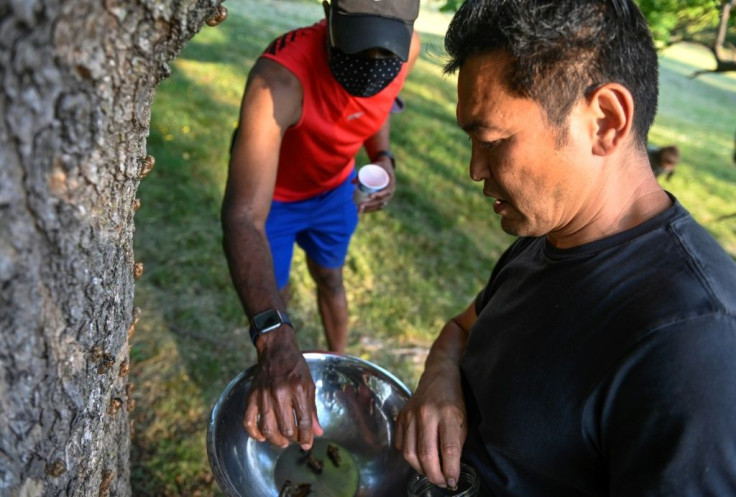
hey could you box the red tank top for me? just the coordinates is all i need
[261,21,408,202]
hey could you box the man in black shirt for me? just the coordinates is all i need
[395,1,736,495]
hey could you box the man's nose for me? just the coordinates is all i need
[469,149,488,182]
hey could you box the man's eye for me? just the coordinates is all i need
[480,139,503,150]
[467,135,504,150]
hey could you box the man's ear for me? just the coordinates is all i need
[588,83,634,157]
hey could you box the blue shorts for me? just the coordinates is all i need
[266,171,359,289]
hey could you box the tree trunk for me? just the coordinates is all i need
[0,0,222,495]
[713,0,736,67]
[691,0,736,77]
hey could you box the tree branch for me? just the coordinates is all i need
[690,0,736,77]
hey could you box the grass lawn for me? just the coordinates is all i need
[130,0,736,494]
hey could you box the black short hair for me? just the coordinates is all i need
[444,0,658,146]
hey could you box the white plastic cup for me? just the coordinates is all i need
[353,164,390,205]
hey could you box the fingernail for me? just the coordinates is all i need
[447,479,457,490]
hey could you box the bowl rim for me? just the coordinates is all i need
[206,351,412,497]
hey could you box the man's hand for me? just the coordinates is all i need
[243,328,323,449]
[395,366,467,490]
[395,307,475,490]
[358,157,395,213]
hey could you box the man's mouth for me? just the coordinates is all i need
[483,185,508,212]
[492,197,509,215]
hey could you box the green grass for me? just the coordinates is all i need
[130,1,736,494]
[652,42,736,255]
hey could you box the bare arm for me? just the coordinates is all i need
[395,301,476,490]
[222,57,323,449]
[222,57,298,318]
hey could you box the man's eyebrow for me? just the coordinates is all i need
[459,121,501,134]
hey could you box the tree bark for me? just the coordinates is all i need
[0,0,222,495]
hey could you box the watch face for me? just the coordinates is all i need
[253,310,282,331]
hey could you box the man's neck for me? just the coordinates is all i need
[547,153,672,249]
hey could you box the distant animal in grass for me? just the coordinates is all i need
[647,144,680,181]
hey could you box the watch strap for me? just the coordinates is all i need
[372,150,396,170]
[249,309,292,345]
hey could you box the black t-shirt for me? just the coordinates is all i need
[461,197,736,496]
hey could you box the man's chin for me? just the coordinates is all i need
[500,217,539,238]
[499,219,522,237]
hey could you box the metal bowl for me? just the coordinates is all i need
[207,352,414,497]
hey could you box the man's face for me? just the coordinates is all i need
[457,52,596,240]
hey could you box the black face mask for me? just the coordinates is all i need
[328,46,403,97]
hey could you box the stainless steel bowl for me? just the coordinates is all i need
[207,352,414,496]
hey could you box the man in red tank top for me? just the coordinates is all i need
[221,0,420,450]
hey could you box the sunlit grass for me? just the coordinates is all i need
[130,1,736,494]
[653,42,736,255]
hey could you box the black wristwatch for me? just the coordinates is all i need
[372,150,396,170]
[249,309,292,345]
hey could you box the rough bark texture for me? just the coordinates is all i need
[0,0,221,495]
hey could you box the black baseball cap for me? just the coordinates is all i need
[326,0,419,61]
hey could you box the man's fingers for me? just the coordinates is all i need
[243,399,265,442]
[272,389,301,444]
[242,351,321,449]
[250,388,289,448]
[312,413,324,436]
[259,408,289,448]
[399,415,422,472]
[310,391,324,438]
[415,419,445,487]
[293,392,316,449]
[438,416,465,489]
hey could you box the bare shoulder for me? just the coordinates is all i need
[243,57,303,127]
[248,57,301,93]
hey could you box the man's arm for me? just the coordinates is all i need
[359,31,422,213]
[221,57,322,449]
[395,301,476,490]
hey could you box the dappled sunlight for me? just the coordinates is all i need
[172,59,249,102]
[658,45,736,116]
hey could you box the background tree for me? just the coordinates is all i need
[0,1,226,495]
[638,0,736,76]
